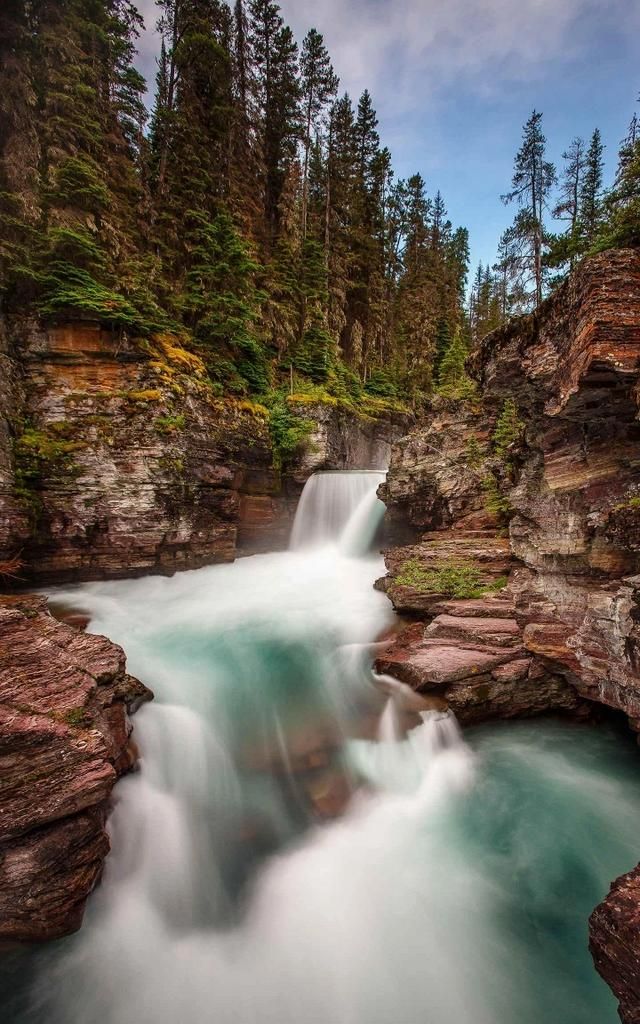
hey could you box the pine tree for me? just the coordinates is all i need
[299,29,338,240]
[249,0,300,245]
[550,136,585,270]
[436,330,476,400]
[580,128,605,246]
[0,0,473,407]
[597,110,640,250]
[502,110,556,308]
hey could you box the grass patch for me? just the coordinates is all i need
[395,558,506,599]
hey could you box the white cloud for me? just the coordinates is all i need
[132,0,640,122]
[279,0,638,115]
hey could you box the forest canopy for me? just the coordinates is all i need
[1,1,638,408]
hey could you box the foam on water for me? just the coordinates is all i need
[4,472,640,1024]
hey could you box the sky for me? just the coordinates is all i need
[134,0,640,275]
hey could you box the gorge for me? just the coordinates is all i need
[2,248,640,1022]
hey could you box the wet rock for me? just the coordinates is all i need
[590,865,640,1024]
[378,249,640,1017]
[0,595,151,941]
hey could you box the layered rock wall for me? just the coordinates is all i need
[0,319,408,580]
[376,249,640,1023]
[0,596,151,941]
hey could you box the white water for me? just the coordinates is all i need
[289,470,385,550]
[17,471,640,1024]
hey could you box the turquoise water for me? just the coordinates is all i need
[1,474,639,1023]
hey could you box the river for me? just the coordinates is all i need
[3,471,640,1024]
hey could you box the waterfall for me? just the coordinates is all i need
[290,470,385,550]
[9,474,640,1024]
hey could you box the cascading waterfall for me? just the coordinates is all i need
[6,471,640,1024]
[289,470,385,550]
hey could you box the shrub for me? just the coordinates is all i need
[265,391,314,469]
[492,398,525,458]
[483,473,513,522]
[465,436,485,468]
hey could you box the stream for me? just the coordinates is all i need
[3,470,640,1024]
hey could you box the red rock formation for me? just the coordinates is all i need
[0,319,409,579]
[379,249,640,1022]
[0,595,151,941]
[590,867,640,1024]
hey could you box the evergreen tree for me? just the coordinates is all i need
[596,110,640,250]
[0,0,472,408]
[580,128,605,245]
[550,136,585,270]
[249,0,300,244]
[299,29,338,240]
[502,110,556,308]
[436,330,476,400]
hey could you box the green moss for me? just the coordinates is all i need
[120,389,163,403]
[155,413,186,433]
[63,707,89,727]
[12,423,86,524]
[396,559,486,598]
[612,496,640,512]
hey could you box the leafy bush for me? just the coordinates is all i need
[264,391,314,469]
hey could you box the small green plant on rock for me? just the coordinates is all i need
[612,496,640,513]
[464,435,486,468]
[155,413,186,434]
[483,473,513,522]
[492,398,525,459]
[395,559,485,598]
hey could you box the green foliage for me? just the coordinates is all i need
[264,390,314,469]
[13,423,85,521]
[483,474,513,522]
[396,558,489,598]
[435,331,477,401]
[292,319,333,381]
[364,368,399,399]
[0,0,471,409]
[155,413,186,433]
[49,157,109,213]
[181,209,268,393]
[465,436,486,468]
[492,398,525,458]
[37,262,151,331]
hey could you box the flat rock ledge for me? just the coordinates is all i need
[0,594,151,942]
[375,598,587,725]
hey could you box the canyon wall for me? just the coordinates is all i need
[376,248,640,1022]
[0,318,409,581]
[0,595,151,941]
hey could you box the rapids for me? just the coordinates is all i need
[3,471,640,1024]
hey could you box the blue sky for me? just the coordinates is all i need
[135,0,640,275]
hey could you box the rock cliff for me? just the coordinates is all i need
[376,248,640,1022]
[0,318,408,581]
[0,595,151,941]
